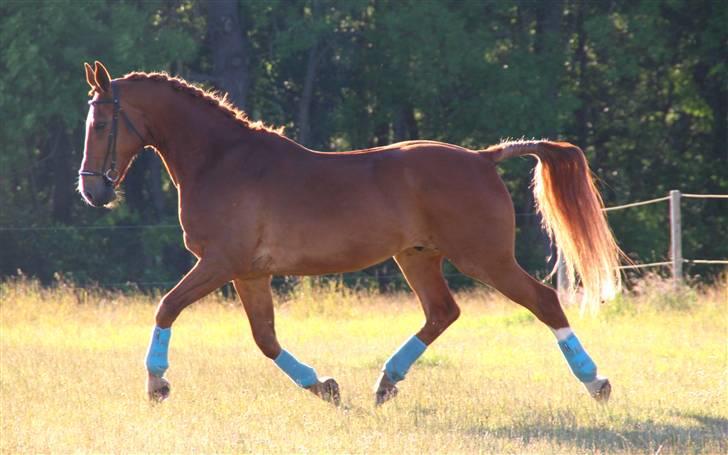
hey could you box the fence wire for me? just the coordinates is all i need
[603,196,670,212]
[601,191,727,272]
[682,194,728,199]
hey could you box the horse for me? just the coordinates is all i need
[79,61,620,406]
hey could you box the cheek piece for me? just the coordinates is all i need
[79,83,146,185]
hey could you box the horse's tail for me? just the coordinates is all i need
[482,140,622,307]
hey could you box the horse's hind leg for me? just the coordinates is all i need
[456,255,610,401]
[374,248,460,405]
[233,276,340,406]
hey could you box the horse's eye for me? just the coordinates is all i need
[94,122,107,131]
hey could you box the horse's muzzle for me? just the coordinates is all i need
[81,177,116,207]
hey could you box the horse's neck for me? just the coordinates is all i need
[142,90,250,188]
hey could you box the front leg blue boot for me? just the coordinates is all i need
[146,326,171,401]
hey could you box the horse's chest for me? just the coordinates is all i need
[178,200,259,260]
[182,232,204,258]
[178,206,217,258]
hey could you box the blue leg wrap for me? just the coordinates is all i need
[558,333,597,383]
[146,326,171,377]
[274,349,318,388]
[384,335,428,383]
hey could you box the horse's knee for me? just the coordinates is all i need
[155,296,183,328]
[252,331,281,359]
[442,301,461,327]
[426,300,461,334]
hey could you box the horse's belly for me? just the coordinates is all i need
[273,252,396,276]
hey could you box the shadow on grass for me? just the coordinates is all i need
[465,413,728,452]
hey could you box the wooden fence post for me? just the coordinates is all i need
[556,250,569,297]
[669,190,683,284]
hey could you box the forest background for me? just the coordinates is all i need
[1,0,725,290]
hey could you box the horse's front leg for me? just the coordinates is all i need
[146,255,232,401]
[233,276,341,406]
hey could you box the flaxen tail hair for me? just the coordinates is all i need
[484,140,622,308]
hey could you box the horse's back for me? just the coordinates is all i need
[298,140,514,242]
[276,139,511,227]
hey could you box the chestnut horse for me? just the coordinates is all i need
[79,61,620,406]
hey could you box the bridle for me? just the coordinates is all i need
[79,83,146,184]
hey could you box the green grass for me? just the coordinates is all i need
[1,277,726,453]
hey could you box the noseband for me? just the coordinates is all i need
[79,83,146,183]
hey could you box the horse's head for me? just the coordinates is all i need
[79,61,148,207]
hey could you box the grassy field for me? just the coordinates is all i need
[1,277,726,454]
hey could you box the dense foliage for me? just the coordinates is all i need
[1,0,725,288]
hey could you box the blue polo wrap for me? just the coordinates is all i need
[146,326,171,377]
[558,333,597,383]
[274,349,318,388]
[384,335,428,383]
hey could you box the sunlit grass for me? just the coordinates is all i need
[1,276,726,453]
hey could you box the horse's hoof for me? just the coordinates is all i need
[375,385,398,406]
[320,377,341,406]
[309,377,341,406]
[586,376,611,403]
[374,372,398,406]
[147,375,171,402]
[593,379,611,402]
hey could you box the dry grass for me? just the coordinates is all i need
[1,276,726,454]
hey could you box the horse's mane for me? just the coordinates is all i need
[120,71,284,136]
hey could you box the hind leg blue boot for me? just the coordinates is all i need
[554,328,611,401]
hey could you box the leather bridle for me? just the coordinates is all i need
[79,83,146,184]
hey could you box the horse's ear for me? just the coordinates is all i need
[93,61,112,93]
[84,62,97,92]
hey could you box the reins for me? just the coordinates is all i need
[79,83,146,184]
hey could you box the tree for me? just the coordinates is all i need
[0,0,725,286]
[205,0,251,109]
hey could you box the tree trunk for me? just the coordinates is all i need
[148,153,165,221]
[534,0,563,138]
[122,149,165,222]
[533,0,564,267]
[393,104,419,142]
[574,0,589,150]
[297,40,320,146]
[123,149,149,220]
[693,62,728,162]
[51,125,72,224]
[534,0,562,57]
[713,88,727,161]
[372,122,390,147]
[206,0,250,110]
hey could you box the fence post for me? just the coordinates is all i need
[669,190,683,284]
[556,249,569,297]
